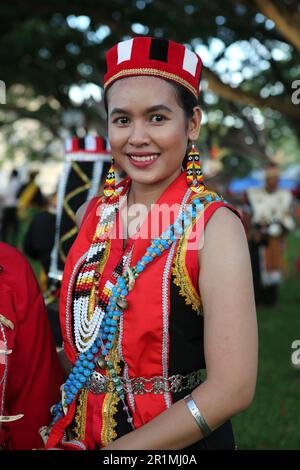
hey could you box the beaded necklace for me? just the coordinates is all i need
[50,179,206,430]
[72,179,130,353]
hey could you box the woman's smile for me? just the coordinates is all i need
[126,152,160,168]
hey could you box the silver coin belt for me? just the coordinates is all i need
[85,369,202,395]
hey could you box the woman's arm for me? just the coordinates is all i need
[196,207,258,423]
[102,207,258,450]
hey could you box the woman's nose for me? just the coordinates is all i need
[128,122,150,146]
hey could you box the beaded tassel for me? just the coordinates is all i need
[103,158,116,197]
[186,144,204,194]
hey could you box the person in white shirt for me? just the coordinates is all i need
[245,163,295,307]
[0,169,22,244]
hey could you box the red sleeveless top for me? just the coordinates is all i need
[46,170,242,449]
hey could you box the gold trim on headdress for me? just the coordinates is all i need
[104,67,198,98]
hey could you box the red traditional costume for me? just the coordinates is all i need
[0,242,63,449]
[46,171,242,450]
[45,36,244,450]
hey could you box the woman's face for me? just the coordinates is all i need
[106,76,201,186]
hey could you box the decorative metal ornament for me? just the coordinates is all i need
[126,267,135,291]
[116,297,128,310]
[95,355,107,369]
[0,314,14,330]
[0,414,24,423]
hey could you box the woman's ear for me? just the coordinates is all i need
[188,106,202,141]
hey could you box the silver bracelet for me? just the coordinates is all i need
[184,394,212,437]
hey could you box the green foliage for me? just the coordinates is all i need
[232,231,300,449]
[0,0,299,165]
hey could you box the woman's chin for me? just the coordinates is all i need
[118,161,180,187]
[124,167,162,185]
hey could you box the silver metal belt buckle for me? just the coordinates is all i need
[86,371,109,394]
[169,374,184,393]
[86,369,202,395]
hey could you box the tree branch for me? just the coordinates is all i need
[0,103,59,135]
[254,0,300,53]
[203,68,300,120]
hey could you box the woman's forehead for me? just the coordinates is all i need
[106,75,177,105]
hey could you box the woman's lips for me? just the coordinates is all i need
[127,154,160,168]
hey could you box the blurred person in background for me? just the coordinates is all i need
[0,169,22,245]
[17,170,45,220]
[16,170,46,249]
[23,193,56,287]
[245,162,295,307]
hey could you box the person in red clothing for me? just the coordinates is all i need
[0,242,63,450]
[45,37,257,451]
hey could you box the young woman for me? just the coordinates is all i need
[45,37,258,450]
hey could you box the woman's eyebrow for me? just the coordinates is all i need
[109,104,173,117]
[144,105,173,114]
[110,107,129,117]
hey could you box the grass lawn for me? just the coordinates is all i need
[232,231,300,449]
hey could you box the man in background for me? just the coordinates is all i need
[245,163,295,307]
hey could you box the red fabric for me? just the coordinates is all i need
[0,242,63,450]
[104,37,203,98]
[86,393,105,449]
[48,172,243,448]
[121,172,188,427]
[185,201,244,295]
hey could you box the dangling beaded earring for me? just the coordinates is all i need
[186,143,204,193]
[103,157,116,197]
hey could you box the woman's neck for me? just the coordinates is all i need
[127,168,182,209]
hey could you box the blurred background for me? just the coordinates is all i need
[0,0,299,449]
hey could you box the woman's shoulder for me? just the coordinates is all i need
[199,205,248,272]
[206,204,243,225]
[190,188,244,232]
[75,177,130,228]
[203,205,245,243]
[75,197,101,228]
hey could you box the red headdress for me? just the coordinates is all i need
[104,36,202,98]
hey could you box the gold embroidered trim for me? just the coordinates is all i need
[74,389,88,440]
[172,210,203,316]
[172,190,224,315]
[100,332,121,446]
[101,392,119,446]
[104,68,198,97]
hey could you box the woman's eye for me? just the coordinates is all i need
[113,117,129,124]
[151,114,165,122]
